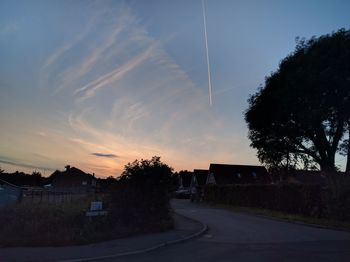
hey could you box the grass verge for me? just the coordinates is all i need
[0,196,173,247]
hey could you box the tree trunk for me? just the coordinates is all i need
[346,146,350,174]
[319,154,336,173]
[346,123,350,174]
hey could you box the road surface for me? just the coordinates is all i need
[110,199,350,262]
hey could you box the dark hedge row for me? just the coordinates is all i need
[203,184,350,220]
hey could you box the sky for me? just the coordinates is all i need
[0,0,349,177]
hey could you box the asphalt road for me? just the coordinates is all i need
[109,199,350,262]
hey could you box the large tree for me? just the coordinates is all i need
[245,29,350,173]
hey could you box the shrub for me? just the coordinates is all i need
[109,156,174,231]
[324,176,350,220]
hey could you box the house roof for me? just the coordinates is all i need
[209,163,271,184]
[193,169,208,186]
[179,171,192,188]
[286,170,327,185]
[51,166,95,180]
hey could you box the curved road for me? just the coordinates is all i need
[110,199,350,262]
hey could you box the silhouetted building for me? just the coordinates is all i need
[51,166,97,193]
[0,179,22,208]
[207,164,272,185]
[279,170,327,186]
[178,171,192,189]
[189,169,208,201]
[190,169,208,188]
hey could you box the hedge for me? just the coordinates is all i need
[203,184,350,220]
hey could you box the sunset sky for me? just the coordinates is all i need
[1,0,349,177]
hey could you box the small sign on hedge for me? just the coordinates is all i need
[86,201,108,217]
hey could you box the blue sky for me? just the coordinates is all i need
[0,0,349,177]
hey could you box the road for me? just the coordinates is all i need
[109,199,350,262]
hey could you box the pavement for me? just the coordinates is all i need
[0,211,206,262]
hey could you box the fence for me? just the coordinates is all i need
[21,189,88,204]
[1,178,94,208]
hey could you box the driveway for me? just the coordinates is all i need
[111,199,350,262]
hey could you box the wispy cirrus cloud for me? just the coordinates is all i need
[42,4,154,97]
[0,21,18,35]
[74,11,135,78]
[43,35,83,69]
[41,7,103,70]
[74,45,155,101]
[0,156,55,171]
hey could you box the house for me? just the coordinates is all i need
[280,170,327,186]
[175,171,193,199]
[50,165,97,193]
[189,169,208,201]
[177,170,192,190]
[275,170,350,186]
[206,164,272,185]
[190,169,208,189]
[0,178,22,208]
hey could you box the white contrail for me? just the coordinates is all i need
[202,0,212,106]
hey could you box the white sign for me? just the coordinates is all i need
[90,201,102,211]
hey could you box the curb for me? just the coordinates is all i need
[250,213,350,232]
[59,213,208,262]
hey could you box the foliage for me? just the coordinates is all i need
[245,29,350,172]
[96,176,118,192]
[0,171,48,186]
[109,156,174,230]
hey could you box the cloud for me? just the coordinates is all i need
[41,8,103,69]
[74,45,154,101]
[0,156,55,171]
[36,131,48,137]
[91,153,118,158]
[74,11,135,77]
[0,21,18,35]
[42,4,153,96]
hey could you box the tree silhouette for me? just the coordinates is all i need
[110,156,174,227]
[245,29,350,173]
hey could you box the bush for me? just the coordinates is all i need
[109,156,174,232]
